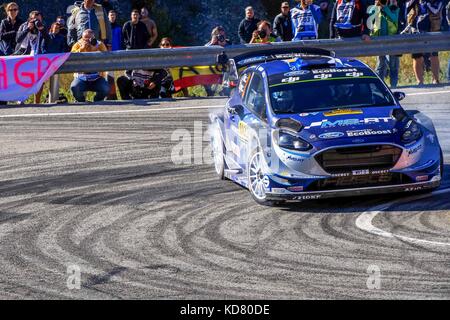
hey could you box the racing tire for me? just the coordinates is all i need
[247,148,285,206]
[211,121,225,180]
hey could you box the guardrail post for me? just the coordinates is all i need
[49,75,60,104]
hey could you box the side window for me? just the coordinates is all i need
[243,74,267,120]
[238,72,251,97]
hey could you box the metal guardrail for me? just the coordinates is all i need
[57,32,450,74]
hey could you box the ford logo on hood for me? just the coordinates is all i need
[319,132,345,139]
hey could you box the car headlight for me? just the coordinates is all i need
[275,131,312,151]
[402,119,422,143]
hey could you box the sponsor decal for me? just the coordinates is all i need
[287,186,304,192]
[281,76,300,83]
[313,74,332,80]
[318,132,345,139]
[284,70,310,77]
[371,169,390,174]
[404,186,424,192]
[345,72,364,77]
[311,68,358,74]
[299,112,319,117]
[304,117,392,129]
[416,175,429,182]
[238,121,249,141]
[293,194,322,200]
[352,169,370,176]
[271,188,288,194]
[331,173,351,177]
[408,144,423,155]
[323,109,363,117]
[286,155,305,162]
[352,138,366,143]
[347,129,392,137]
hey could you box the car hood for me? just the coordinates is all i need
[274,106,404,147]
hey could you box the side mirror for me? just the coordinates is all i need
[393,91,406,101]
[227,105,243,115]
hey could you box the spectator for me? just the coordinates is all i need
[314,0,336,38]
[0,2,23,56]
[108,10,122,51]
[273,2,294,41]
[411,0,443,85]
[122,9,150,50]
[140,7,158,48]
[291,0,323,40]
[56,16,68,38]
[238,6,260,44]
[159,37,189,97]
[204,26,231,96]
[70,29,110,102]
[448,1,450,81]
[330,0,371,40]
[67,0,112,50]
[250,20,280,44]
[368,0,400,88]
[15,11,49,104]
[15,11,49,56]
[47,22,69,53]
[205,26,232,47]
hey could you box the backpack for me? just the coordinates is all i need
[70,1,107,41]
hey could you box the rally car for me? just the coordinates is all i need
[210,48,443,205]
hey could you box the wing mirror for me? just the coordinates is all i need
[393,91,406,101]
[227,105,243,115]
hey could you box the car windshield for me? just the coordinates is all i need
[269,77,395,114]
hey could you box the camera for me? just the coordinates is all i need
[34,19,43,29]
[257,29,267,39]
[217,34,226,42]
[90,37,98,46]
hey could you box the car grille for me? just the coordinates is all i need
[315,145,402,174]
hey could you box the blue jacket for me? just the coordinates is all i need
[110,22,122,51]
[47,33,69,53]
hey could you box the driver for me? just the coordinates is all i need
[272,90,295,113]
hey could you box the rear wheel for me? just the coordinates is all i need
[211,122,225,180]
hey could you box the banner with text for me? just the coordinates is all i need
[0,53,70,102]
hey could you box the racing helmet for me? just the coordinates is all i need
[272,90,294,113]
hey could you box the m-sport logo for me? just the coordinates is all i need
[319,132,345,139]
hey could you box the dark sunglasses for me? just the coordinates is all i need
[160,43,171,47]
[8,8,19,12]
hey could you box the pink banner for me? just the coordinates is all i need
[0,53,70,102]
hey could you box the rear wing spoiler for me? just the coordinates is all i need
[217,47,336,88]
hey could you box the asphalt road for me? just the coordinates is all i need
[0,86,449,299]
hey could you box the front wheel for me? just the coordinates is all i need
[247,148,284,206]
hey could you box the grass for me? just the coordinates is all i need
[17,52,450,104]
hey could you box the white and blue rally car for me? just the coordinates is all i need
[210,48,443,205]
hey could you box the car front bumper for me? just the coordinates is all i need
[265,179,441,201]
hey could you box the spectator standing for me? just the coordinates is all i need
[314,0,336,38]
[273,2,294,41]
[140,7,158,48]
[330,0,371,40]
[108,10,122,51]
[204,26,231,96]
[122,9,150,50]
[238,6,260,44]
[0,2,22,105]
[70,29,110,102]
[16,11,49,104]
[0,2,23,56]
[291,0,323,40]
[250,20,280,43]
[56,16,68,39]
[448,1,450,81]
[368,0,400,88]
[47,22,69,53]
[410,0,442,85]
[67,0,112,50]
[107,9,121,100]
